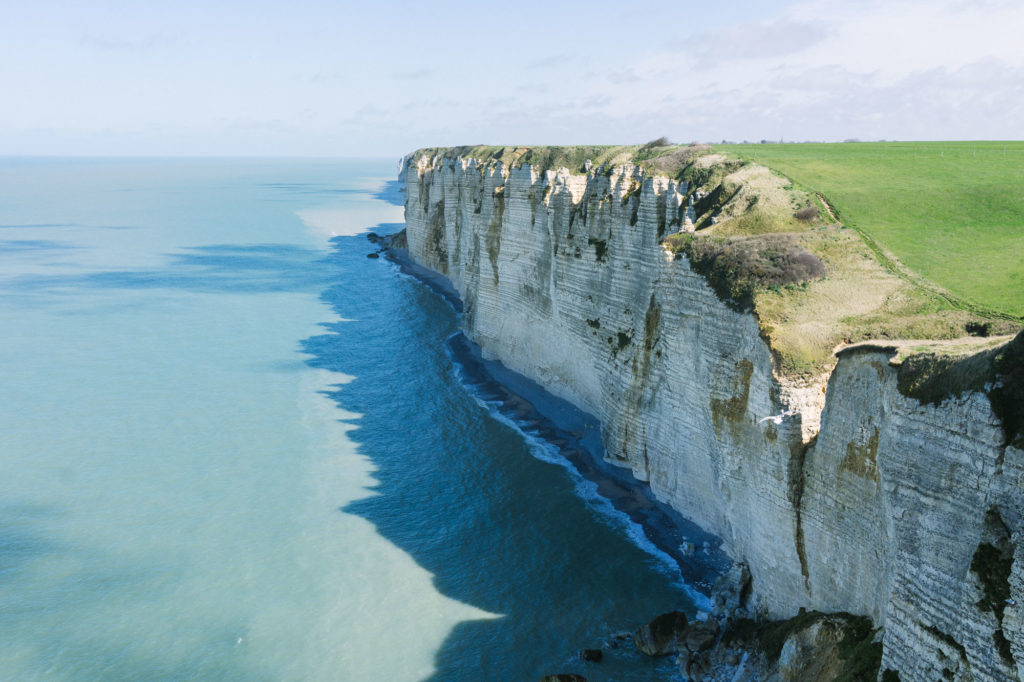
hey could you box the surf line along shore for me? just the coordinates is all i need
[367,228,798,680]
[377,226,857,681]
[376,227,728,595]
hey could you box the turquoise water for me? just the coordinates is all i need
[0,158,693,680]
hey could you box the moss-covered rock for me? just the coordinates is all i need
[633,611,688,656]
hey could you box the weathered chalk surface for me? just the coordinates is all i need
[402,150,1024,681]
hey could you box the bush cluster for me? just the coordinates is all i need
[794,206,819,221]
[638,143,712,177]
[664,233,826,311]
[641,136,670,149]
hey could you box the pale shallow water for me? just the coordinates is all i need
[0,158,695,680]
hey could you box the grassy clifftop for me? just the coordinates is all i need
[410,141,708,179]
[410,142,1023,378]
[716,141,1024,319]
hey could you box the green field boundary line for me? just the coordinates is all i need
[815,194,839,222]
[720,155,1024,325]
[828,198,1023,324]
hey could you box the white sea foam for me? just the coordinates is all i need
[450,359,714,611]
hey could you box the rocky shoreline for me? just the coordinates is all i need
[396,150,1024,680]
[375,228,887,681]
[377,228,728,594]
[537,558,888,681]
[374,230,737,675]
[624,564,886,682]
[374,206,917,681]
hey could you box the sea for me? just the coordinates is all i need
[0,157,698,681]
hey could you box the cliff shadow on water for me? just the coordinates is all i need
[302,227,707,681]
[442,331,730,594]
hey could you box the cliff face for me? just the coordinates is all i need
[401,151,1024,681]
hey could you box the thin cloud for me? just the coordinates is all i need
[343,104,390,126]
[310,71,347,83]
[80,33,180,52]
[576,0,1024,142]
[685,19,832,68]
[224,117,287,131]
[580,95,612,108]
[392,68,433,80]
[607,69,641,84]
[526,54,570,70]
[516,83,550,94]
[769,64,876,92]
[486,96,516,107]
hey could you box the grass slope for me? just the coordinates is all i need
[413,142,1022,377]
[714,141,1024,318]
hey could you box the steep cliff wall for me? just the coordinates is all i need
[401,150,1024,681]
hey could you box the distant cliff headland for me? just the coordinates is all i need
[395,141,1024,681]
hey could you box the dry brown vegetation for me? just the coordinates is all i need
[659,150,1018,378]
[795,206,819,221]
[663,233,825,312]
[411,144,1021,379]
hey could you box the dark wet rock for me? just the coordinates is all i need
[675,610,881,682]
[633,610,689,656]
[776,615,849,681]
[579,648,602,662]
[711,562,751,618]
[676,649,693,676]
[539,675,587,682]
[387,228,408,249]
[366,252,380,259]
[366,232,381,243]
[684,621,719,653]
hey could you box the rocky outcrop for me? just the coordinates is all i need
[682,611,881,682]
[400,149,1024,681]
[633,611,690,656]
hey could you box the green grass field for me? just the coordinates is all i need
[714,142,1024,319]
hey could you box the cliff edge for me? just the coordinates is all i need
[399,145,1024,681]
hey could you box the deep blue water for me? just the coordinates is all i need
[0,158,694,680]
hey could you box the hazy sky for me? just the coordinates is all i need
[2,0,1022,156]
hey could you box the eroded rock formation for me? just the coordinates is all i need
[400,149,1024,681]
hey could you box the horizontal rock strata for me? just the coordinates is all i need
[401,150,1023,681]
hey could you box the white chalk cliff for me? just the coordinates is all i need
[400,149,1024,681]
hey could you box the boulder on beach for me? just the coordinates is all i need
[633,611,689,656]
[711,562,751,618]
[683,621,719,654]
